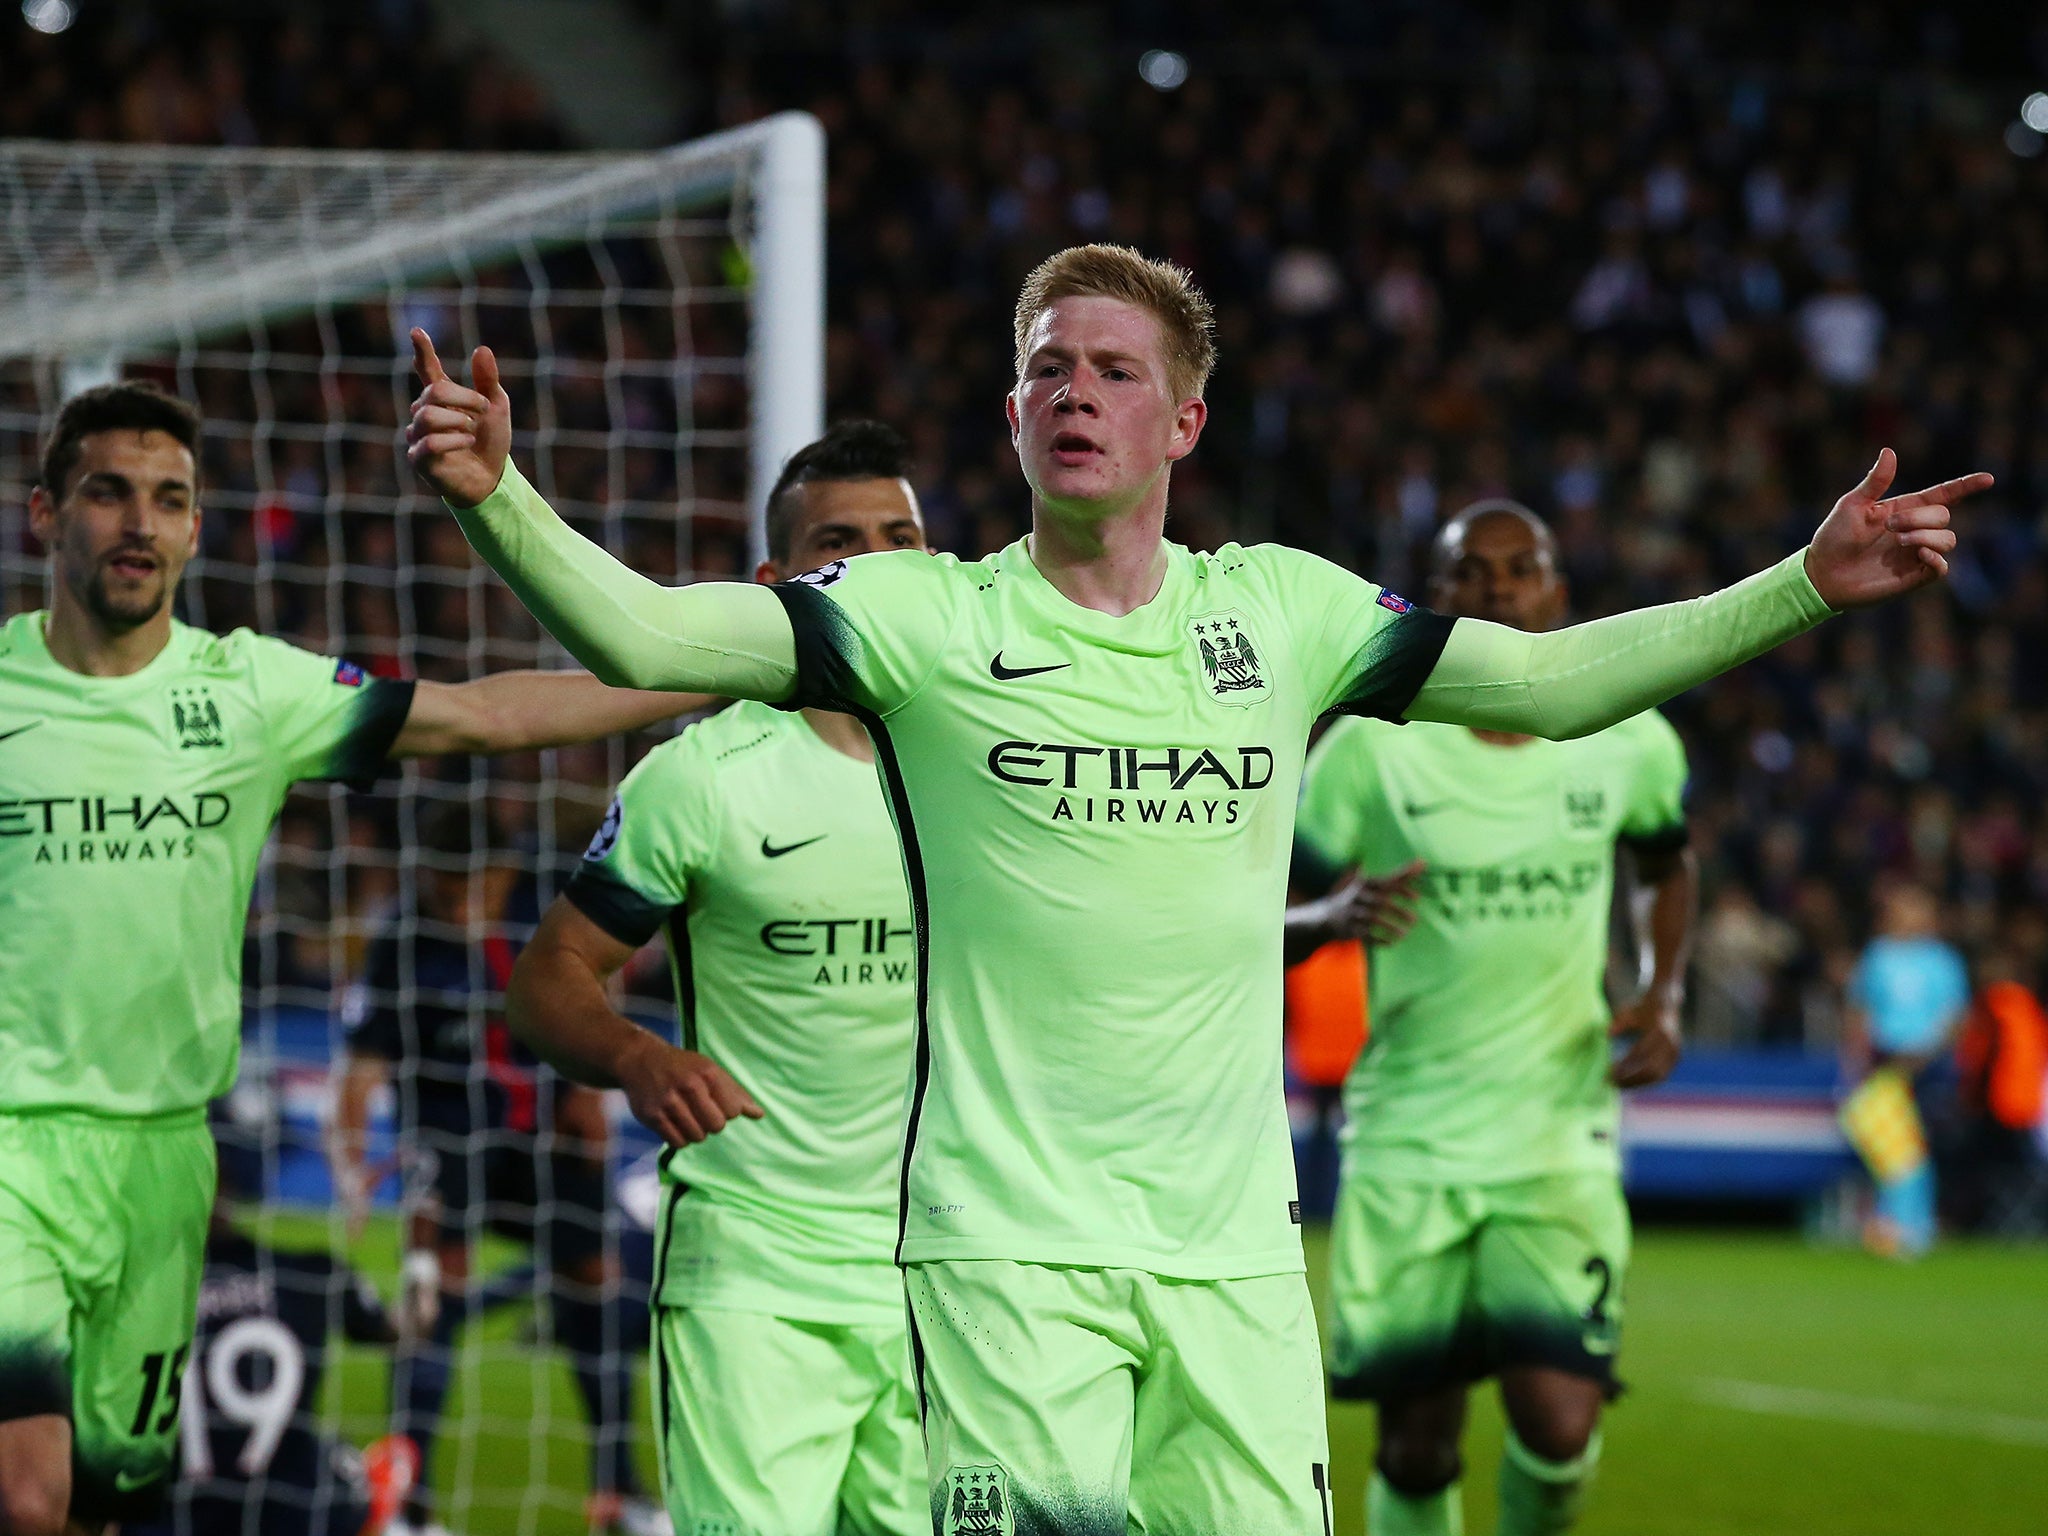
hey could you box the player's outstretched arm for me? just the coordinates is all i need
[1406,451,1992,739]
[390,672,715,757]
[405,329,797,701]
[508,898,763,1146]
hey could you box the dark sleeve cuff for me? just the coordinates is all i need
[564,868,675,949]
[1330,609,1458,723]
[770,580,861,712]
[331,678,416,790]
[1619,821,1691,857]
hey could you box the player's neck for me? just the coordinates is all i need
[802,707,875,763]
[1026,495,1170,617]
[42,591,173,677]
[1468,728,1536,748]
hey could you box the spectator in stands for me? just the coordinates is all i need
[1844,881,1972,1255]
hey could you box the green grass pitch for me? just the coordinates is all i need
[265,1213,2047,1535]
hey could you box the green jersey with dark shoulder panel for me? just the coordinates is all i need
[772,541,1453,1279]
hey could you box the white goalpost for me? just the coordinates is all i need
[0,114,824,1536]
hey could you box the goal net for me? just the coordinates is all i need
[0,115,823,1536]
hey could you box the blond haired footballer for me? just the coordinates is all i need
[404,246,1987,1534]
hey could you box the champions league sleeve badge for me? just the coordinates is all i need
[790,559,848,588]
[1376,589,1414,614]
[584,795,623,861]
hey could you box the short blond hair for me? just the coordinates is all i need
[1013,244,1217,403]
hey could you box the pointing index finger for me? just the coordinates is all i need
[1883,471,1996,511]
[410,327,449,387]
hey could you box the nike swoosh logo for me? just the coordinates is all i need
[990,652,1070,681]
[1403,800,1451,817]
[761,834,826,859]
[0,721,42,745]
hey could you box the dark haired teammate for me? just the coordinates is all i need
[1289,501,1697,1536]
[507,421,928,1536]
[406,243,1986,1533]
[0,383,708,1536]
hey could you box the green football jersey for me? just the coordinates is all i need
[0,611,413,1118]
[564,700,917,1323]
[1296,711,1689,1184]
[771,540,1453,1280]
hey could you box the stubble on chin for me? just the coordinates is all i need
[82,568,167,631]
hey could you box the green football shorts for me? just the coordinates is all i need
[1325,1170,1630,1402]
[0,1109,215,1521]
[651,1302,923,1536]
[906,1260,1335,1536]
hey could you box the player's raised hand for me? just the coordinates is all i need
[616,1033,765,1146]
[405,327,512,508]
[1803,449,1992,609]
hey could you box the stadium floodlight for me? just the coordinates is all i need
[0,115,823,1535]
[1139,49,1190,91]
[2023,91,2048,134]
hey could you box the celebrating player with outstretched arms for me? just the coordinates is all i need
[408,245,1988,1533]
[0,383,711,1536]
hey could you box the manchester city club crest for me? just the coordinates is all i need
[169,685,226,750]
[942,1464,1011,1536]
[1563,783,1607,832]
[1188,610,1270,707]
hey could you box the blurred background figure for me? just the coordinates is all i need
[128,1123,416,1536]
[330,805,665,1536]
[1842,881,1971,1256]
[1952,948,2048,1237]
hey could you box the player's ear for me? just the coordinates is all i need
[753,558,781,586]
[1005,389,1022,443]
[185,502,204,559]
[26,484,57,546]
[1164,396,1207,462]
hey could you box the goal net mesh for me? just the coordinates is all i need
[0,126,819,1536]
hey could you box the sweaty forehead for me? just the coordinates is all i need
[1022,295,1168,365]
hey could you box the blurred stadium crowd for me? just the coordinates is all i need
[5,0,2048,1061]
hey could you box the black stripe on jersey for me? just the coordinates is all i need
[770,579,935,1264]
[651,1173,688,1311]
[330,677,416,790]
[562,868,673,950]
[665,909,699,1054]
[848,703,933,1265]
[1619,821,1691,857]
[904,1287,930,1427]
[1330,607,1457,723]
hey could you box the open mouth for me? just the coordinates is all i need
[1050,431,1100,464]
[106,551,159,579]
